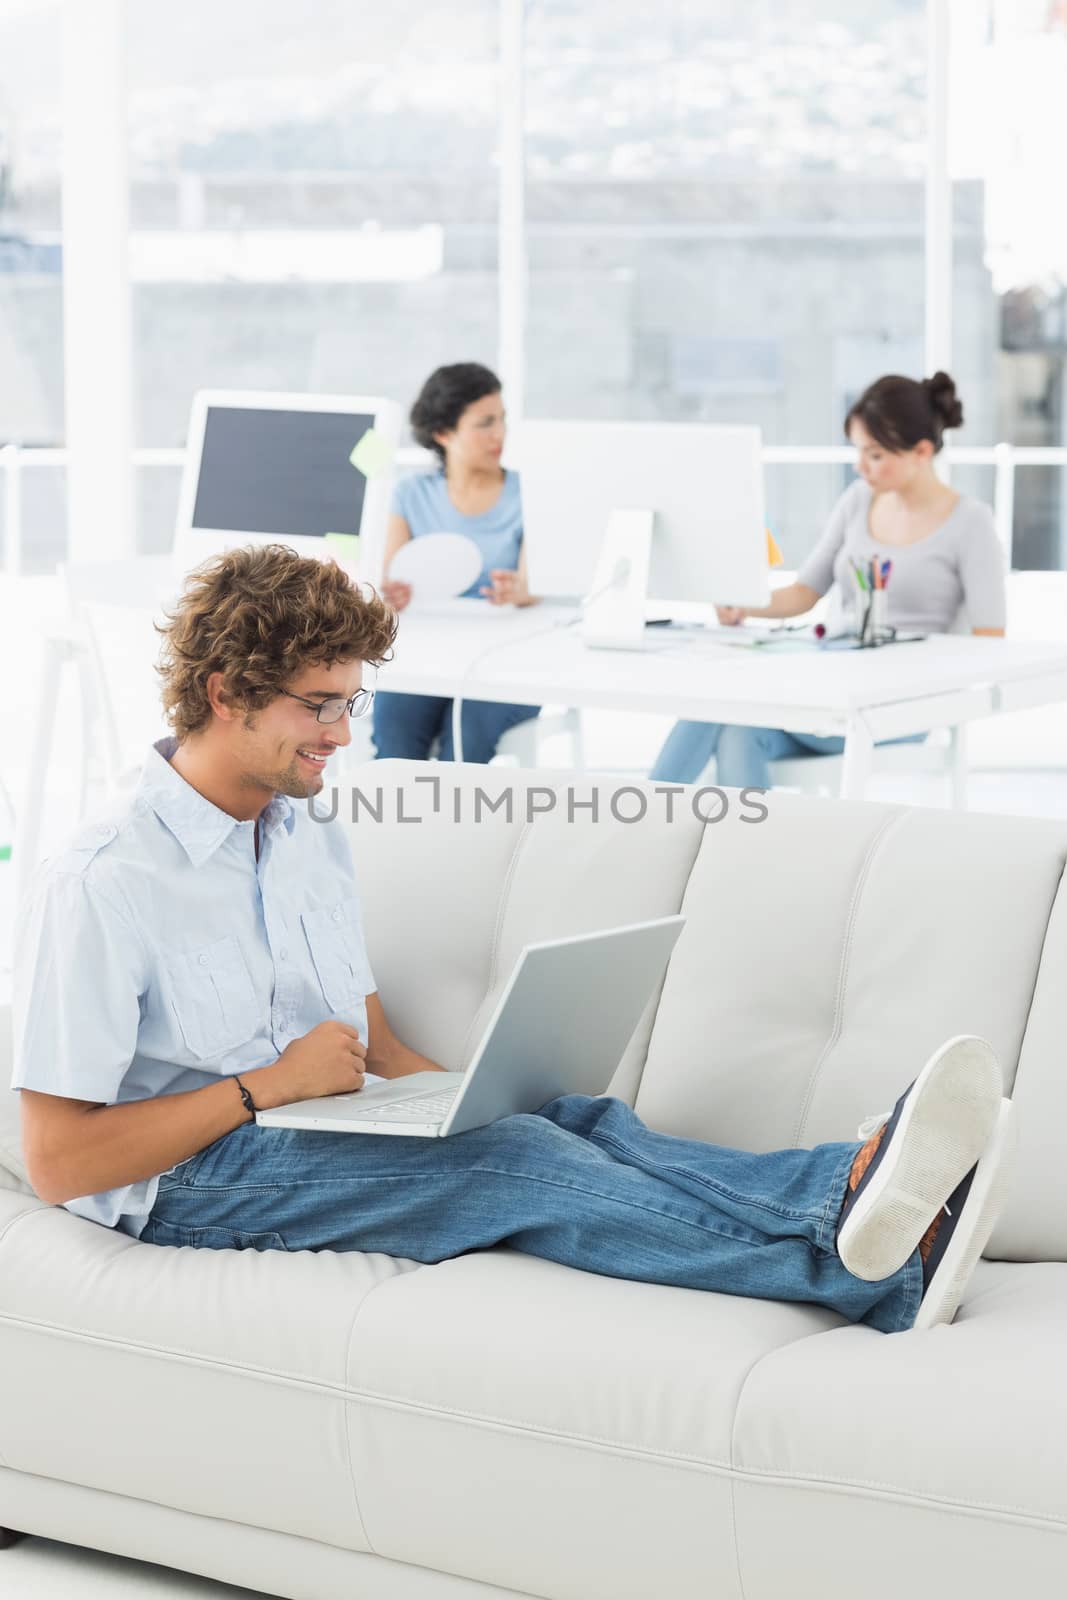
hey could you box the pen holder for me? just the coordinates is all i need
[861,588,891,646]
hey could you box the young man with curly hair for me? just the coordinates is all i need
[12,545,1014,1333]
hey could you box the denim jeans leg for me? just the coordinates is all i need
[144,1100,921,1333]
[650,721,724,783]
[713,725,805,789]
[437,699,542,764]
[535,1096,920,1333]
[372,691,451,760]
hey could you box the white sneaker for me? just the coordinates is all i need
[913,1098,1017,1330]
[836,1035,1003,1283]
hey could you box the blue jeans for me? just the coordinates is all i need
[141,1095,922,1334]
[373,691,541,764]
[650,722,926,789]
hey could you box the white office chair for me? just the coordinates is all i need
[59,558,176,815]
[492,707,584,768]
[765,727,968,806]
[79,601,172,794]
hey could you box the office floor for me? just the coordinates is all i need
[2,575,1067,1595]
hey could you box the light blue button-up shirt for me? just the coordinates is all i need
[11,738,375,1236]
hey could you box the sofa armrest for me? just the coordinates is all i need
[0,1002,11,1084]
[0,1005,31,1192]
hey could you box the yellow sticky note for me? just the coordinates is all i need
[766,527,784,567]
[349,428,395,479]
[324,532,362,563]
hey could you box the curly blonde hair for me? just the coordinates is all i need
[157,544,398,740]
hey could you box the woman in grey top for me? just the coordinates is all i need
[649,371,1006,788]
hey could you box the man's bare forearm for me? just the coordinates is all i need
[363,993,446,1079]
[22,1057,297,1207]
[369,1041,446,1078]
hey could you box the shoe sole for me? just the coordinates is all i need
[913,1098,1017,1331]
[837,1035,1003,1283]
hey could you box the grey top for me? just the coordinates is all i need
[796,480,1007,634]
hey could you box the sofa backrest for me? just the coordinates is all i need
[351,765,1067,1264]
[346,764,705,1105]
[630,794,1067,1263]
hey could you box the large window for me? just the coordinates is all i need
[125,0,501,549]
[0,0,65,573]
[3,2,1066,573]
[524,0,932,562]
[951,0,1067,569]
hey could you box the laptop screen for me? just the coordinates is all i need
[191,405,376,539]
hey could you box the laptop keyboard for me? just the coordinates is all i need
[349,1087,460,1122]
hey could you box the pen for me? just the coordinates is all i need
[850,559,868,592]
[882,559,892,586]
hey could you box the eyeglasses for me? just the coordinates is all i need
[281,687,375,724]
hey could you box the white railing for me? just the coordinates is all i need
[2,442,1066,579]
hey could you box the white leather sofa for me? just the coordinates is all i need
[2,761,1066,1599]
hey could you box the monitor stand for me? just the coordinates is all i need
[581,508,654,651]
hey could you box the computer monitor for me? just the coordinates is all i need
[516,420,770,612]
[173,389,402,577]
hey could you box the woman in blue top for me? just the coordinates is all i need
[372,362,540,762]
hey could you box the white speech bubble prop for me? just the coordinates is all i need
[389,532,483,601]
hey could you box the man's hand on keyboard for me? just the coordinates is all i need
[251,1021,368,1109]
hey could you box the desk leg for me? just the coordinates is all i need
[948,723,969,811]
[15,636,68,907]
[840,718,875,801]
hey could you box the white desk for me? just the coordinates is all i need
[18,604,1067,904]
[377,603,1067,799]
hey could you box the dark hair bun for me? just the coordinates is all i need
[922,371,964,431]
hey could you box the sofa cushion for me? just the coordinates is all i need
[635,796,1067,1255]
[0,1193,422,1553]
[0,1191,839,1600]
[0,1158,29,1196]
[341,1247,839,1600]
[730,1259,1067,1596]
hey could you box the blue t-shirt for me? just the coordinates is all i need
[391,469,523,599]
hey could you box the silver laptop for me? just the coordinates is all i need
[255,916,685,1138]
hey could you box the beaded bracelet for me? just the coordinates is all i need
[233,1075,258,1123]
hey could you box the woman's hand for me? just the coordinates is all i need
[715,605,747,626]
[480,568,531,607]
[381,579,413,612]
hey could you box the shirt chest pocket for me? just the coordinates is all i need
[301,897,374,1013]
[163,934,259,1062]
